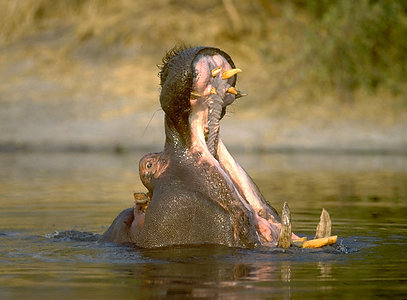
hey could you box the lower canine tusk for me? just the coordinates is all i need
[302,235,338,248]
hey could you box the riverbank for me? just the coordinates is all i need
[1,0,406,154]
[1,50,406,154]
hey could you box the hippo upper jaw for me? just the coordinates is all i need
[190,53,242,159]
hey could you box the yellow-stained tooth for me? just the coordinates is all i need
[293,237,307,242]
[301,235,338,248]
[222,68,242,79]
[210,87,217,95]
[227,87,238,95]
[211,67,222,77]
[291,236,307,247]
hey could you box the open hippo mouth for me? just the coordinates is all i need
[100,46,334,249]
[186,51,287,245]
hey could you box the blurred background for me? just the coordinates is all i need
[0,0,406,153]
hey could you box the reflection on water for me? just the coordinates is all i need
[0,152,406,298]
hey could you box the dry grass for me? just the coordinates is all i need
[1,0,406,124]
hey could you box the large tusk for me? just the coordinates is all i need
[302,236,337,248]
[222,68,242,80]
[315,208,332,239]
[277,202,292,249]
[211,67,222,77]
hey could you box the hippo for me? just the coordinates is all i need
[100,46,333,248]
[138,152,163,195]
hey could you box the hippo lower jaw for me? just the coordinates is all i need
[188,89,286,246]
[185,53,292,246]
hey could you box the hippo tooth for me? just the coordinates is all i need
[211,67,222,77]
[315,208,332,239]
[277,202,292,249]
[235,92,247,99]
[227,87,238,95]
[302,235,337,248]
[222,68,242,79]
[227,87,247,98]
[133,192,149,204]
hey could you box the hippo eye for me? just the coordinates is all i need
[146,162,153,169]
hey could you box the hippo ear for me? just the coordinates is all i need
[158,45,189,86]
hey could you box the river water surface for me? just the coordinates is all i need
[1,152,406,299]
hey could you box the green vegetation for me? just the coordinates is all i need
[304,0,407,94]
[1,0,406,116]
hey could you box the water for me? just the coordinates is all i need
[1,152,406,299]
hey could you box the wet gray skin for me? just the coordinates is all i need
[101,46,286,248]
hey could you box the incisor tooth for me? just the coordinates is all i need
[210,87,217,95]
[222,68,242,80]
[211,67,222,77]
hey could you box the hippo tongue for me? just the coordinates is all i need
[205,68,245,158]
[206,94,222,158]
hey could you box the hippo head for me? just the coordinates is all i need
[100,47,336,249]
[158,46,245,158]
[101,46,288,248]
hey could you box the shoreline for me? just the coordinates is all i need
[1,115,406,155]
